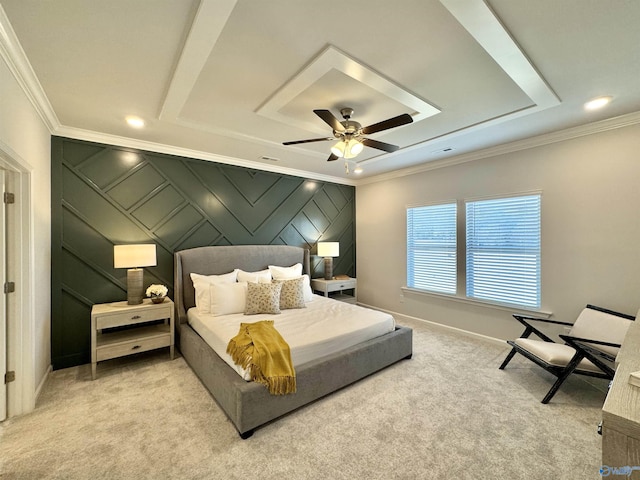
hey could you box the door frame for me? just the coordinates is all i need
[0,140,35,418]
[0,169,6,421]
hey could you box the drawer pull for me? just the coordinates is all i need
[131,315,141,320]
[132,345,141,350]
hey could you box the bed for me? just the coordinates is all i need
[174,245,413,438]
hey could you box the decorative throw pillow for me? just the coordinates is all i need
[210,282,248,316]
[244,281,282,315]
[237,268,272,283]
[190,270,238,313]
[268,263,303,280]
[275,277,307,310]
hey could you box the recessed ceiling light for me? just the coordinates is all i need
[353,166,363,175]
[584,96,612,111]
[125,116,145,128]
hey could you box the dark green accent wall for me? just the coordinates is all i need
[51,136,356,370]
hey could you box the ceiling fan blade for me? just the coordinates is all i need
[362,138,400,153]
[327,153,339,162]
[361,113,413,135]
[314,109,345,133]
[282,137,333,145]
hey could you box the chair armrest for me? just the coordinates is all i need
[512,315,568,343]
[560,334,620,374]
[513,314,573,327]
[559,334,621,349]
[560,335,620,364]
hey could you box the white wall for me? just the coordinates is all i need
[356,123,640,341]
[0,55,51,413]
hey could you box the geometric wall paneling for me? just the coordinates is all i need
[51,136,355,369]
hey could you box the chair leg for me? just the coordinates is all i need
[499,348,517,370]
[541,375,569,404]
[541,353,584,404]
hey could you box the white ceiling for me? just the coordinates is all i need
[2,0,640,185]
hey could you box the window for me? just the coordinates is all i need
[466,194,541,308]
[407,203,457,294]
[406,193,541,310]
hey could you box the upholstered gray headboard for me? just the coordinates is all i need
[174,245,310,324]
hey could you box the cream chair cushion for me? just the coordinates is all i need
[513,338,601,373]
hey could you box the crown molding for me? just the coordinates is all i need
[355,110,640,186]
[0,5,59,132]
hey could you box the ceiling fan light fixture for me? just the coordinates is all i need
[348,138,363,156]
[331,141,346,158]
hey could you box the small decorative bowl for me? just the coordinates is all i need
[151,296,165,304]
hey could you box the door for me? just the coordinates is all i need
[0,170,6,421]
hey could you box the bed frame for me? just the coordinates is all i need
[174,245,413,438]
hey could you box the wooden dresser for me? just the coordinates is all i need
[602,316,640,477]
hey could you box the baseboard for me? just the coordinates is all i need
[356,302,507,348]
[35,365,52,404]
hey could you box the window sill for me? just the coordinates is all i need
[401,287,552,319]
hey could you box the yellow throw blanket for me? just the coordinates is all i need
[226,320,296,395]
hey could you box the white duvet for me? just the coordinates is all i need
[188,295,395,380]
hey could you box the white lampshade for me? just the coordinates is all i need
[317,242,339,258]
[114,244,157,305]
[114,244,157,268]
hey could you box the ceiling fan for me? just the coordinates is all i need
[283,108,413,161]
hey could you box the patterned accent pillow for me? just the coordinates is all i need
[275,277,307,310]
[244,281,282,315]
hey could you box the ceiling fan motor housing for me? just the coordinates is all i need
[337,108,361,136]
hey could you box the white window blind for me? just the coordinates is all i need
[407,203,457,294]
[466,194,541,308]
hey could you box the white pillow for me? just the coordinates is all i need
[190,270,238,313]
[236,268,272,283]
[210,282,248,316]
[268,263,303,280]
[301,274,314,303]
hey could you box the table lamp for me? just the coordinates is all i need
[114,244,157,304]
[317,242,339,280]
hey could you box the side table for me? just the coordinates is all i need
[91,298,174,379]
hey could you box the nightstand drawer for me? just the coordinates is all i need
[96,306,169,329]
[96,325,171,361]
[332,280,356,291]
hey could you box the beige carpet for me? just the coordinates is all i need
[0,318,607,480]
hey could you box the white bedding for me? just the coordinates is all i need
[188,295,396,380]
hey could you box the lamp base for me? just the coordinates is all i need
[127,268,144,305]
[323,257,333,280]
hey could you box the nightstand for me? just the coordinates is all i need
[91,298,174,380]
[311,277,357,304]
